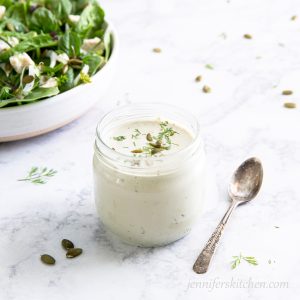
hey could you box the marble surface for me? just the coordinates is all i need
[1,0,300,299]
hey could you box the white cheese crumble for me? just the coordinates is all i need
[9,53,35,74]
[0,5,6,20]
[81,37,102,52]
[69,14,80,23]
[46,50,69,68]
[0,37,18,53]
[40,76,58,88]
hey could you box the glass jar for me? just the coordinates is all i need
[93,103,206,247]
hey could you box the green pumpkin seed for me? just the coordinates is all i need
[153,48,162,53]
[131,149,143,153]
[22,75,34,84]
[66,248,83,258]
[243,34,252,39]
[202,85,211,93]
[146,133,153,141]
[61,239,74,250]
[151,148,164,155]
[195,75,202,82]
[282,90,293,95]
[41,254,56,265]
[284,102,296,109]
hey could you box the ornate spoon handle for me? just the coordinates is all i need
[193,200,239,274]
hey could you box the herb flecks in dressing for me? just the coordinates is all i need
[106,119,193,157]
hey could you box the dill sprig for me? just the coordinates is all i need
[18,167,57,184]
[231,254,258,269]
[113,136,126,141]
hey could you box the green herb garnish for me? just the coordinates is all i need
[18,166,57,184]
[231,254,258,269]
[113,136,126,141]
[205,64,214,70]
[129,121,178,156]
[132,129,141,139]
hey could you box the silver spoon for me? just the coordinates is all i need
[193,157,263,274]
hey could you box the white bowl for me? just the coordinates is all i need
[0,25,119,142]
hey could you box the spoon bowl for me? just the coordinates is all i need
[229,157,263,203]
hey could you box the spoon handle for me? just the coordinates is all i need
[193,200,238,274]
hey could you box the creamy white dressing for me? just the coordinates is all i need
[104,118,193,156]
[93,112,206,247]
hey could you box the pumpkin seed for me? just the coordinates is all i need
[243,34,252,39]
[66,248,83,258]
[41,254,56,265]
[149,141,162,148]
[151,148,163,155]
[291,15,297,21]
[284,102,296,109]
[282,90,293,95]
[146,133,153,141]
[22,75,34,84]
[153,48,162,53]
[61,239,74,250]
[131,149,143,153]
[202,85,211,93]
[195,75,202,82]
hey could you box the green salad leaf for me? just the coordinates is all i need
[0,0,112,108]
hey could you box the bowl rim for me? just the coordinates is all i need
[0,22,119,113]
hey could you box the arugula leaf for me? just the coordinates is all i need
[30,7,59,33]
[0,87,60,107]
[58,31,82,57]
[0,31,38,40]
[0,34,57,61]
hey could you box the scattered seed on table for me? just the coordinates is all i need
[195,75,202,82]
[66,248,83,258]
[153,48,162,53]
[202,85,211,93]
[282,90,293,95]
[41,254,56,265]
[243,34,252,39]
[284,102,296,109]
[61,239,75,250]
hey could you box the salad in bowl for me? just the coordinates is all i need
[0,0,113,108]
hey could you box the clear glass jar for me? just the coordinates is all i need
[93,103,206,247]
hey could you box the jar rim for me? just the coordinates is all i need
[95,103,203,172]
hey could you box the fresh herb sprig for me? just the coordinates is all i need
[113,136,126,141]
[131,121,178,156]
[18,166,57,184]
[231,254,258,269]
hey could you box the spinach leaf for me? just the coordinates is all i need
[0,87,60,108]
[0,34,57,62]
[0,0,13,8]
[6,2,28,27]
[83,54,104,75]
[76,3,105,37]
[59,67,74,92]
[45,0,72,22]
[58,31,81,57]
[30,7,59,33]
